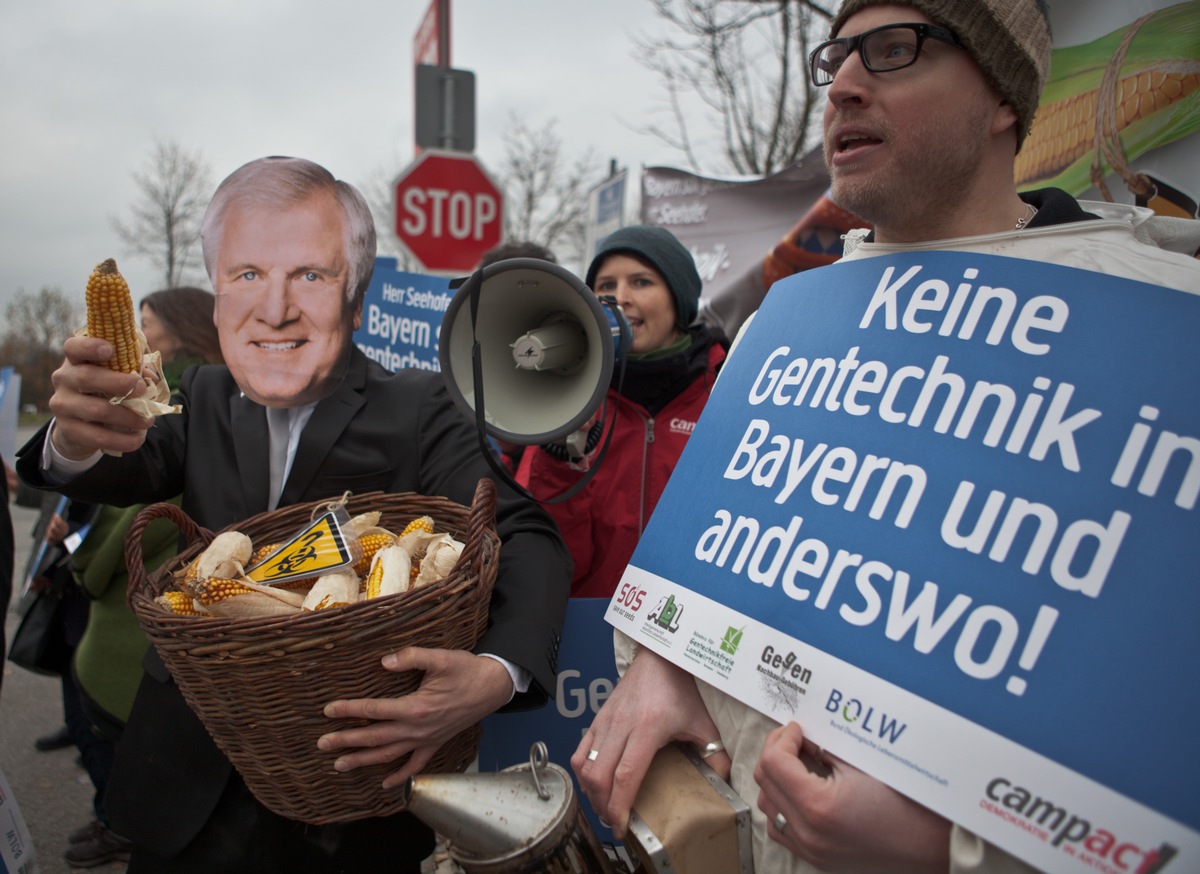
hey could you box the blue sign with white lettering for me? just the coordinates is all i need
[612,252,1199,865]
[352,257,452,372]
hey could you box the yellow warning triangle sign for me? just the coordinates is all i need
[247,512,357,585]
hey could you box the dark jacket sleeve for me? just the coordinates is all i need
[408,377,572,710]
[15,376,191,509]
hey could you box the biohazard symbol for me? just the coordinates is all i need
[247,513,354,585]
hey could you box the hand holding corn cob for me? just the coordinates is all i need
[44,259,181,461]
[83,258,180,420]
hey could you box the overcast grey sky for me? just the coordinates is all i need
[0,0,701,316]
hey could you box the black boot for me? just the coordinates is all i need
[34,724,73,751]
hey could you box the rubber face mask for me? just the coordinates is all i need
[212,194,359,409]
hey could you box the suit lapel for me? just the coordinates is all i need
[231,392,272,513]
[281,351,368,504]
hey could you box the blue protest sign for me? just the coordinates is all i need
[352,257,452,372]
[0,366,20,466]
[608,252,1198,873]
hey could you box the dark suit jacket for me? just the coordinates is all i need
[17,349,571,858]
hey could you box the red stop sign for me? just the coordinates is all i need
[393,150,504,274]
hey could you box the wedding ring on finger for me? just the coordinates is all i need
[699,739,725,759]
[587,749,600,762]
[774,812,788,832]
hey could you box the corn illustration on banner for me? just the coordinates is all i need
[1021,0,1200,212]
[609,252,1198,874]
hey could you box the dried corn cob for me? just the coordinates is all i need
[85,258,142,374]
[301,570,359,611]
[194,578,256,606]
[157,591,207,616]
[249,543,281,566]
[364,545,412,599]
[413,534,464,589]
[352,532,397,576]
[365,559,386,599]
[274,576,317,592]
[400,517,435,538]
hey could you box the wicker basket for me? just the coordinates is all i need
[124,478,500,826]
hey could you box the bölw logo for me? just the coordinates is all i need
[826,688,907,743]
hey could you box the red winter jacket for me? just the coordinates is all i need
[516,330,726,598]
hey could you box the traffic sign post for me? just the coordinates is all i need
[393,150,504,274]
[414,64,476,152]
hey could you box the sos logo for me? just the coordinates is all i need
[616,583,646,612]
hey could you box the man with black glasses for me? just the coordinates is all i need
[574,1,1200,872]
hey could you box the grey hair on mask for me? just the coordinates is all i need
[200,156,377,308]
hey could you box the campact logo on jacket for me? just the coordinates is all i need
[668,417,697,437]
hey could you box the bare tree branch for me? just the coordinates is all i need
[111,140,213,288]
[495,115,605,265]
[1,287,81,410]
[633,0,833,176]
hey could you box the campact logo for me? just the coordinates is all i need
[982,778,1178,872]
[825,688,907,743]
[668,417,697,437]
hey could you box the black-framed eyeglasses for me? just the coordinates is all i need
[808,23,964,86]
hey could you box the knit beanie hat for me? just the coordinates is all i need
[586,225,702,328]
[830,0,1052,147]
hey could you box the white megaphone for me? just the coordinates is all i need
[439,258,627,452]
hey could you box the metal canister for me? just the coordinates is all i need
[401,743,615,874]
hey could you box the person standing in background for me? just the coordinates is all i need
[17,156,570,874]
[62,286,225,868]
[574,2,1200,873]
[13,491,98,758]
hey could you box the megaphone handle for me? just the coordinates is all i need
[541,397,619,504]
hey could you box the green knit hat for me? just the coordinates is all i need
[586,225,702,328]
[830,0,1052,147]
